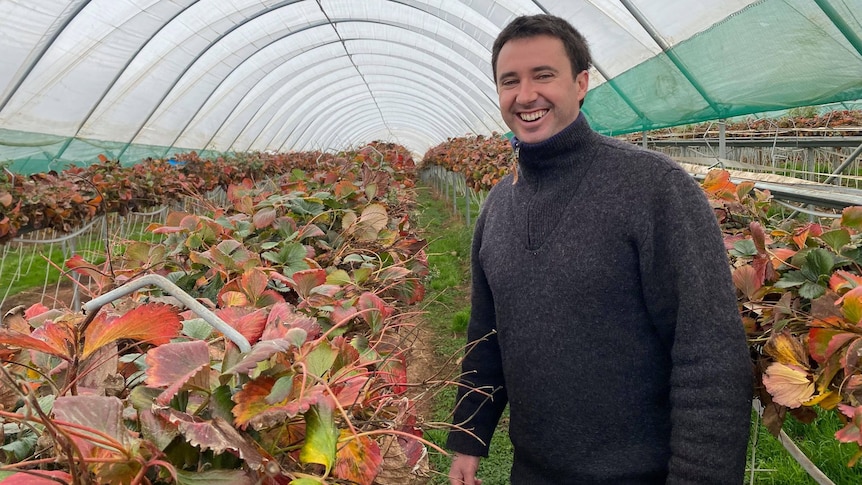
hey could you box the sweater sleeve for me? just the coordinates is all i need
[640,167,753,484]
[445,207,509,457]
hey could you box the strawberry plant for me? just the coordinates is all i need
[0,148,449,484]
[703,168,862,465]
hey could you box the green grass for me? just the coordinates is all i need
[413,185,514,485]
[414,181,862,485]
[1,221,162,305]
[746,409,862,484]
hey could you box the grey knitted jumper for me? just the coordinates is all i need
[446,114,752,484]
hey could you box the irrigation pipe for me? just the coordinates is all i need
[82,274,251,352]
[778,429,836,485]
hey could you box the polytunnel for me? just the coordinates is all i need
[0,0,861,173]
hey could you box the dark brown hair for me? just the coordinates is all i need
[491,14,592,83]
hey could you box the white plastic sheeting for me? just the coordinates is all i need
[0,0,860,160]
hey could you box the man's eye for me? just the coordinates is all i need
[500,79,517,87]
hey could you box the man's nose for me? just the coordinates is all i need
[515,79,538,105]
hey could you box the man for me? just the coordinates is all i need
[447,14,752,485]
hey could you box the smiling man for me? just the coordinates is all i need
[446,14,752,485]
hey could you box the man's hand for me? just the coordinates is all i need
[449,453,482,485]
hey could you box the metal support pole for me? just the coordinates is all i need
[452,173,458,215]
[642,130,648,149]
[465,176,471,227]
[823,142,862,185]
[83,274,251,352]
[68,238,81,312]
[807,147,816,181]
[719,119,727,160]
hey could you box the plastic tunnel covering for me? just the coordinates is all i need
[0,0,861,173]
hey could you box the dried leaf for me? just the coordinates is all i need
[175,469,255,485]
[764,331,808,367]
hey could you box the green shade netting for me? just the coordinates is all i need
[583,0,862,135]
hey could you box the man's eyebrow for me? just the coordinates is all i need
[497,65,559,81]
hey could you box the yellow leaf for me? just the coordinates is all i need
[763,331,808,367]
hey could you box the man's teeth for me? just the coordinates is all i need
[519,110,548,122]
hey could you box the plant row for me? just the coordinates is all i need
[0,146,439,484]
[0,141,415,243]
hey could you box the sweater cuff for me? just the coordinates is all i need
[445,429,491,457]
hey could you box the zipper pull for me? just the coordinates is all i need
[511,144,520,185]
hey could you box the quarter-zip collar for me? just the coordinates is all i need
[511,113,595,185]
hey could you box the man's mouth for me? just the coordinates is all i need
[518,109,548,122]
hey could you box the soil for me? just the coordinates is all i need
[1,280,79,317]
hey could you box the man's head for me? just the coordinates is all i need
[492,15,592,143]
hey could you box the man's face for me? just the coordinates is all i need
[495,35,588,144]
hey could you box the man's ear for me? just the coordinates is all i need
[576,70,589,103]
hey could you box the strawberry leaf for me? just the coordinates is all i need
[216,307,267,346]
[762,362,814,409]
[732,265,761,300]
[232,375,326,430]
[53,395,129,454]
[357,292,392,333]
[334,431,382,485]
[809,328,856,364]
[0,471,72,484]
[175,469,255,485]
[252,208,277,229]
[289,269,327,299]
[304,341,338,377]
[300,401,338,474]
[842,207,862,231]
[161,409,264,470]
[145,340,211,405]
[224,338,296,376]
[83,303,181,359]
[0,325,71,360]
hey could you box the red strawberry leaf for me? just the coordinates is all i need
[0,325,72,360]
[252,207,277,229]
[0,471,73,484]
[83,303,181,359]
[160,409,265,470]
[216,307,267,346]
[223,338,298,376]
[808,328,857,364]
[145,340,211,405]
[53,395,129,455]
[263,302,320,341]
[289,269,327,299]
[357,292,392,333]
[232,375,326,430]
